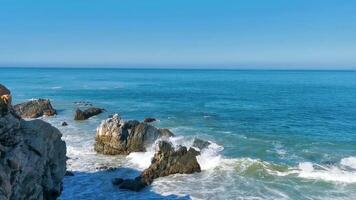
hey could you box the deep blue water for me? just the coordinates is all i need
[1,68,356,199]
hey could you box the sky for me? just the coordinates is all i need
[0,0,356,69]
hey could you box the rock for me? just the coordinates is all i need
[94,114,174,155]
[65,171,74,176]
[158,128,175,137]
[143,117,156,123]
[192,138,211,150]
[61,121,68,126]
[14,99,57,118]
[139,140,201,185]
[113,141,201,191]
[74,107,104,120]
[0,87,66,200]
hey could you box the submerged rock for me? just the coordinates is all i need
[113,141,201,191]
[0,86,66,200]
[143,117,156,123]
[74,107,104,120]
[14,99,57,118]
[192,138,211,150]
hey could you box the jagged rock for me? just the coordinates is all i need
[139,141,201,185]
[14,99,56,118]
[94,114,174,155]
[74,107,104,120]
[192,138,211,150]
[61,121,68,126]
[158,128,175,137]
[143,117,156,123]
[0,86,66,200]
[113,141,201,191]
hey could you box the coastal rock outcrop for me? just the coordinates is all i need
[74,107,104,120]
[113,141,201,191]
[143,117,156,123]
[14,99,57,118]
[94,114,174,155]
[192,138,211,150]
[0,85,66,200]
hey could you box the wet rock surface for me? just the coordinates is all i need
[192,138,211,150]
[14,99,57,118]
[74,107,104,120]
[0,86,66,200]
[94,114,174,155]
[113,141,201,191]
[143,117,156,123]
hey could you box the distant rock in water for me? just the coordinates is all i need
[14,99,57,118]
[113,141,201,191]
[143,117,156,123]
[0,85,66,200]
[74,107,104,120]
[192,138,211,150]
[94,114,174,155]
[61,121,68,126]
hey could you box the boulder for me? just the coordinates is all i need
[14,99,56,118]
[139,141,201,185]
[192,138,211,150]
[113,141,201,191]
[61,121,68,126]
[94,114,174,155]
[0,86,66,200]
[143,117,156,123]
[74,107,104,120]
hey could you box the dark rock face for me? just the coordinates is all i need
[0,87,66,200]
[61,121,68,126]
[143,117,156,123]
[14,99,57,118]
[74,107,104,120]
[192,138,211,150]
[139,141,201,185]
[113,141,201,191]
[94,114,174,155]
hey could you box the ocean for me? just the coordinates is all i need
[1,68,356,199]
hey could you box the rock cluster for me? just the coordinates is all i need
[113,140,201,191]
[94,114,173,155]
[74,107,104,120]
[14,99,57,118]
[0,85,66,200]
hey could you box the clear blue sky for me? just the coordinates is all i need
[1,0,356,69]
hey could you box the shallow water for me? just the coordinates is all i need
[1,68,356,199]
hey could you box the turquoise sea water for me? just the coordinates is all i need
[1,68,356,199]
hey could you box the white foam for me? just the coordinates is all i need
[127,143,157,170]
[196,142,224,170]
[340,157,356,169]
[296,162,356,183]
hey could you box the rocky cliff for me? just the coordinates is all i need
[0,84,66,200]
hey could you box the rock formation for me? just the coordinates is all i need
[143,117,156,123]
[94,114,174,155]
[0,85,66,200]
[113,141,201,191]
[14,99,57,118]
[74,107,104,120]
[192,138,211,150]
